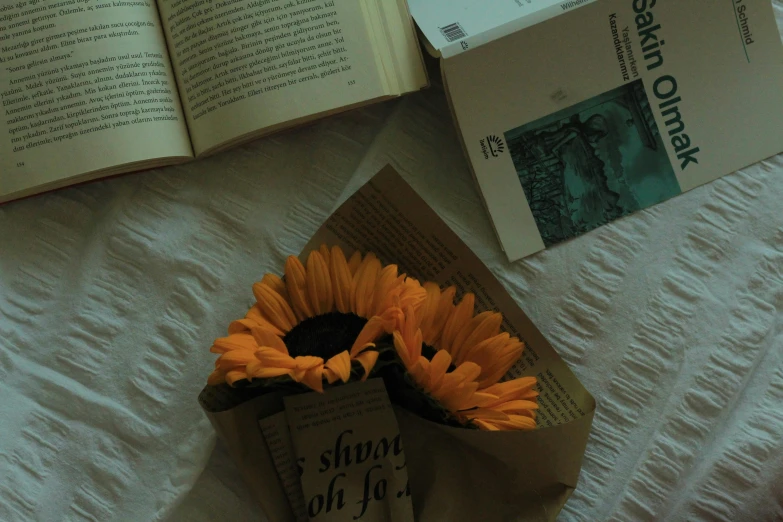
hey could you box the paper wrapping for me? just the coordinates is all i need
[200,166,596,521]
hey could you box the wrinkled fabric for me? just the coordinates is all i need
[2,7,783,520]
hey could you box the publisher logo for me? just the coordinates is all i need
[480,135,505,159]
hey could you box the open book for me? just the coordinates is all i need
[410,0,783,261]
[0,0,427,203]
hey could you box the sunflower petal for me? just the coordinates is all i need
[285,256,314,322]
[481,377,538,402]
[260,274,288,301]
[319,244,331,271]
[255,347,297,369]
[428,350,452,393]
[441,293,475,355]
[427,286,456,346]
[350,316,385,357]
[307,251,334,315]
[250,327,288,353]
[246,360,292,379]
[398,278,427,313]
[477,340,524,389]
[207,369,225,386]
[473,419,500,431]
[228,306,285,337]
[300,368,325,393]
[371,265,400,316]
[491,415,537,431]
[226,370,249,386]
[440,381,480,412]
[253,284,297,333]
[355,351,379,380]
[450,361,482,385]
[464,407,511,421]
[211,334,257,354]
[348,250,363,276]
[392,331,416,368]
[325,351,352,383]
[217,348,258,369]
[491,400,539,414]
[351,253,381,318]
[418,283,441,341]
[293,356,324,371]
[451,312,503,366]
[330,246,353,314]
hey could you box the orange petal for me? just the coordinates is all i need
[491,400,539,414]
[440,293,475,355]
[379,306,405,333]
[319,244,331,271]
[260,274,288,301]
[211,334,257,354]
[325,351,352,383]
[440,381,480,412]
[435,362,480,399]
[293,356,324,371]
[418,283,442,341]
[491,415,537,431]
[477,340,524,388]
[450,361,482,384]
[482,377,538,402]
[398,278,427,313]
[226,370,249,386]
[428,350,453,393]
[401,306,420,351]
[355,351,379,380]
[307,251,334,316]
[330,246,353,313]
[451,312,503,366]
[348,250,363,276]
[371,265,400,316]
[207,369,225,386]
[300,368,325,392]
[255,347,297,369]
[351,253,381,318]
[253,284,297,333]
[473,419,500,431]
[250,327,288,353]
[246,360,293,379]
[393,330,421,369]
[430,286,457,344]
[228,306,285,337]
[217,348,258,370]
[350,316,385,357]
[463,407,510,422]
[285,256,313,322]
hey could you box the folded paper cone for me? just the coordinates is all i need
[199,166,596,521]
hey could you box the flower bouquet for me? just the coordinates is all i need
[199,167,595,521]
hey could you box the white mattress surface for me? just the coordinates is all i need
[1,7,782,520]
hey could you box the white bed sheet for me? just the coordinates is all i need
[2,7,782,520]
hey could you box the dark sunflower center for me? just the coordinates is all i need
[283,312,368,360]
[421,343,458,373]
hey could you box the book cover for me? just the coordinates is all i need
[443,0,783,261]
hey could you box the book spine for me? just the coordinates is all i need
[440,0,597,59]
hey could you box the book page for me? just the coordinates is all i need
[157,0,388,155]
[302,167,595,429]
[0,0,192,202]
[259,412,309,522]
[408,0,596,58]
[284,380,414,522]
[443,0,783,260]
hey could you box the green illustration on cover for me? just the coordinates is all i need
[504,80,682,247]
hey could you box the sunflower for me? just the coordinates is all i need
[208,246,425,392]
[392,289,539,431]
